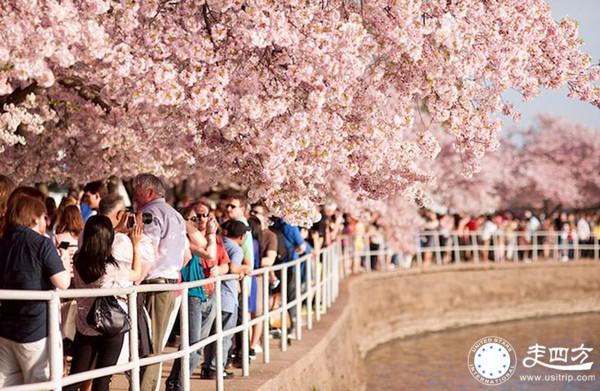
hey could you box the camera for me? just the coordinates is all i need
[127,211,153,228]
[127,214,136,229]
[142,212,153,225]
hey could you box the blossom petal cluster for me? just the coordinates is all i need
[1,0,598,226]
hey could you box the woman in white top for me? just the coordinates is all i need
[54,205,83,278]
[54,204,84,352]
[65,215,142,391]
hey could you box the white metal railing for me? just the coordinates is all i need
[1,231,596,390]
[0,241,344,391]
[414,230,600,265]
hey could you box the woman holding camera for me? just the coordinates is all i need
[65,215,142,391]
[54,205,84,277]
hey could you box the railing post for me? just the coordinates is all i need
[365,239,372,272]
[242,276,250,377]
[215,277,224,391]
[295,260,302,341]
[128,291,140,391]
[323,249,329,313]
[329,248,338,308]
[594,234,599,261]
[433,232,442,266]
[48,294,62,391]
[452,234,461,264]
[512,233,519,262]
[281,264,288,352]
[262,270,270,364]
[307,253,314,330]
[333,244,340,300]
[416,233,423,267]
[325,248,330,309]
[329,247,335,305]
[180,286,190,391]
[471,232,480,263]
[315,251,322,322]
[532,232,538,262]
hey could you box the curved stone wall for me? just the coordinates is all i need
[236,262,600,391]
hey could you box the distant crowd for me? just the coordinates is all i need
[419,210,600,264]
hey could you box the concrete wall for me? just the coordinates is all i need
[254,262,600,391]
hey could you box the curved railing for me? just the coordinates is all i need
[1,231,597,391]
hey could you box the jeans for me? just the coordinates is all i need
[202,309,237,370]
[167,296,216,389]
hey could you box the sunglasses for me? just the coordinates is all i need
[198,213,209,219]
[187,216,199,222]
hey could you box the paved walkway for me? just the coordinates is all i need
[109,299,345,390]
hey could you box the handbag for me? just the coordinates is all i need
[86,296,131,336]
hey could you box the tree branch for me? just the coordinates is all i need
[202,3,217,49]
[0,82,39,112]
[57,76,112,114]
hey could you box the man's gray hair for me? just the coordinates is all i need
[99,193,124,216]
[133,173,166,198]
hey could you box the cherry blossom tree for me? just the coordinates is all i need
[427,133,517,215]
[510,115,600,210]
[427,116,600,215]
[1,0,599,224]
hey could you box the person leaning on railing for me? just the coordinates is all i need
[132,174,190,391]
[165,205,219,391]
[269,217,309,337]
[201,220,251,380]
[0,195,71,387]
[65,215,143,391]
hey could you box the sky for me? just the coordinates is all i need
[502,0,600,130]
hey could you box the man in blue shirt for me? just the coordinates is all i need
[270,218,308,335]
[201,220,249,379]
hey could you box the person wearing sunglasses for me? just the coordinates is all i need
[221,193,255,368]
[222,194,254,270]
[166,205,221,390]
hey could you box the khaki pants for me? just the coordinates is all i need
[140,290,178,391]
[0,336,49,387]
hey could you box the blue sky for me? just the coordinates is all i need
[503,0,600,130]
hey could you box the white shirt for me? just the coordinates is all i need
[481,221,498,241]
[141,198,188,280]
[577,218,591,241]
[527,216,541,233]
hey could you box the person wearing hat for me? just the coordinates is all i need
[201,219,250,379]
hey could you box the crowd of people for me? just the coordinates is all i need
[0,174,354,390]
[1,172,598,390]
[419,210,600,264]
